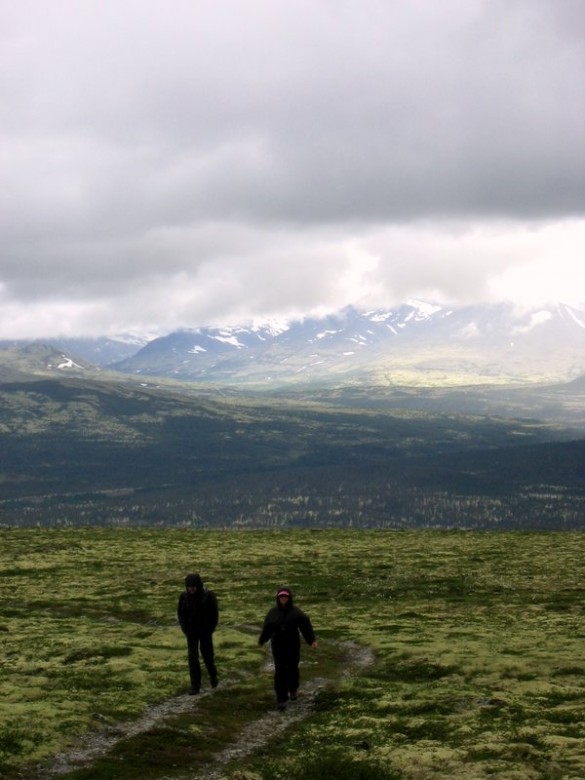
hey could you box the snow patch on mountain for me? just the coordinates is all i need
[365,311,394,323]
[211,334,246,348]
[249,318,290,337]
[363,300,443,322]
[565,307,585,329]
[56,357,85,370]
[407,300,444,319]
[316,330,339,340]
[394,300,444,322]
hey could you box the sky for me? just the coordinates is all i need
[1,0,584,339]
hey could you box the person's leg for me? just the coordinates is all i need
[272,648,289,707]
[286,643,301,699]
[199,633,218,687]
[187,635,202,693]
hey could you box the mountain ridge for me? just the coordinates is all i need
[112,300,585,386]
[1,300,584,387]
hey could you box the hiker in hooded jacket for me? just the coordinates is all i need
[177,572,219,694]
[258,586,318,711]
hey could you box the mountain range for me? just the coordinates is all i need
[1,300,584,388]
[1,299,584,529]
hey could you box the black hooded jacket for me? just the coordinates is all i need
[177,573,218,636]
[258,587,315,649]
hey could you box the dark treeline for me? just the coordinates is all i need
[1,458,583,530]
[1,378,583,530]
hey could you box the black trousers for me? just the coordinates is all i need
[272,641,300,703]
[186,632,217,690]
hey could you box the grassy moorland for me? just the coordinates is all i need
[2,528,585,779]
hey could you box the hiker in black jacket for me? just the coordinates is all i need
[177,572,219,694]
[258,586,318,711]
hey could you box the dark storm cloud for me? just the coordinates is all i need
[0,0,583,336]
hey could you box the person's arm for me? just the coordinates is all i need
[177,593,187,633]
[298,610,317,647]
[208,591,219,632]
[258,612,273,645]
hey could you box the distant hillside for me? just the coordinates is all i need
[0,343,97,382]
[0,376,582,530]
[281,380,585,427]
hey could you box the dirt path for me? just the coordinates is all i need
[194,674,331,780]
[196,642,374,780]
[36,640,374,780]
[35,691,213,778]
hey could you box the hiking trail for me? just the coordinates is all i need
[33,639,374,780]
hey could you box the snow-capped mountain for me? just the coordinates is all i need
[111,301,585,386]
[1,301,583,386]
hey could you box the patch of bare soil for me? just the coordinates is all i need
[33,640,374,780]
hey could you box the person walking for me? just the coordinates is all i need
[177,572,219,694]
[258,586,318,711]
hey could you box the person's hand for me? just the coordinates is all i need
[311,641,318,649]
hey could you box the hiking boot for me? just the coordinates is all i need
[289,690,298,701]
[277,701,287,711]
[211,676,219,689]
[189,687,200,695]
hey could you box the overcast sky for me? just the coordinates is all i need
[1,0,584,339]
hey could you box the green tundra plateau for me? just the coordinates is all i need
[2,528,585,780]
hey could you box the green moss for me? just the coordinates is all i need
[3,528,585,779]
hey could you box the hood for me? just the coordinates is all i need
[275,586,294,609]
[185,572,204,590]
